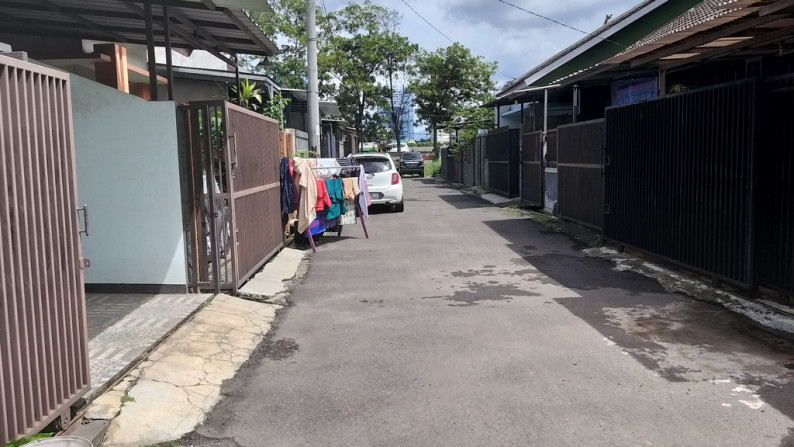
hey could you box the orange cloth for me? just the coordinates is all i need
[315,179,332,211]
[341,177,360,200]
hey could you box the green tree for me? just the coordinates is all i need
[325,1,393,149]
[248,0,335,92]
[447,104,494,154]
[411,43,497,154]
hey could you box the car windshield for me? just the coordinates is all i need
[402,152,422,160]
[357,158,392,174]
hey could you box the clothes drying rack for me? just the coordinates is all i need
[305,164,369,252]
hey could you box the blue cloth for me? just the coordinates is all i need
[308,216,326,235]
[323,178,346,220]
[279,157,294,214]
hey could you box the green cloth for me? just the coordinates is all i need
[324,178,346,220]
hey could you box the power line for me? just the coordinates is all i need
[496,0,628,48]
[399,0,455,44]
[398,0,516,80]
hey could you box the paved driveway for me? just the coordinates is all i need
[187,178,794,446]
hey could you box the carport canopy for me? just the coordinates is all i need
[0,0,279,63]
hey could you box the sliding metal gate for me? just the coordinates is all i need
[756,75,794,295]
[0,55,90,444]
[521,125,543,207]
[180,101,283,292]
[486,127,520,197]
[557,119,605,230]
[604,79,756,287]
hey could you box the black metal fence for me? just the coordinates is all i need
[604,79,756,287]
[486,127,520,197]
[521,125,543,206]
[558,119,605,230]
[756,77,794,295]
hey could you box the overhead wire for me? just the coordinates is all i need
[495,0,628,48]
[398,0,517,80]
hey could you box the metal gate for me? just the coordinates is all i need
[558,119,605,230]
[544,129,558,213]
[486,127,519,197]
[756,75,794,295]
[1,55,90,444]
[521,124,543,206]
[604,79,756,287]
[179,101,283,292]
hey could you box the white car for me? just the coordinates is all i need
[351,153,404,212]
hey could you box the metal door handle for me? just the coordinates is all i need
[77,204,89,236]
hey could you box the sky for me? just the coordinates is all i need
[321,0,642,89]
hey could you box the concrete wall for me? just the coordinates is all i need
[70,74,187,287]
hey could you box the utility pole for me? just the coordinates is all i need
[306,0,321,155]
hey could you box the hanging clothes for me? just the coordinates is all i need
[357,166,370,218]
[315,179,332,211]
[308,216,326,235]
[336,157,356,177]
[279,157,294,214]
[315,158,341,179]
[341,177,359,201]
[340,199,357,225]
[293,157,318,234]
[323,178,345,220]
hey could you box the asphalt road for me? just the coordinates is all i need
[186,178,794,447]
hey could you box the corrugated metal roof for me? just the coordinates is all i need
[605,0,769,64]
[0,0,279,57]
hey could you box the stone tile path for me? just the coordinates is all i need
[86,293,211,401]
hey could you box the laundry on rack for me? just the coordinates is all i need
[357,166,370,218]
[315,179,332,211]
[315,158,341,179]
[324,178,345,220]
[341,177,359,201]
[308,216,326,235]
[336,157,357,176]
[340,199,357,225]
[279,157,295,214]
[293,157,318,234]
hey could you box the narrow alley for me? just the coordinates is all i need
[184,178,794,446]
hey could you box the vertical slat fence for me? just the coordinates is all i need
[557,119,605,230]
[0,55,89,445]
[604,79,756,287]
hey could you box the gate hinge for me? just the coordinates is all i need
[80,258,91,269]
[604,204,611,214]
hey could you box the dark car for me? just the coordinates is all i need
[399,151,424,177]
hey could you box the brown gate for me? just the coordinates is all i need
[179,101,282,292]
[521,124,543,207]
[0,55,90,444]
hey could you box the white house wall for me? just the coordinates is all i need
[70,74,187,286]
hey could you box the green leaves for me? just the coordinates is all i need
[411,43,497,151]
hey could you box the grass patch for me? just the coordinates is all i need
[6,433,52,447]
[121,392,135,404]
[503,204,525,216]
[425,159,441,177]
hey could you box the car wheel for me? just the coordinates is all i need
[394,200,404,212]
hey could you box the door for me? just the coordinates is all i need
[0,55,90,444]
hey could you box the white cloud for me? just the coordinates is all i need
[324,0,641,84]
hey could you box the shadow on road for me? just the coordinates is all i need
[438,194,490,209]
[481,216,794,421]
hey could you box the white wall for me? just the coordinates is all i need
[70,74,187,286]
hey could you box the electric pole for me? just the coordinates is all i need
[306,0,321,155]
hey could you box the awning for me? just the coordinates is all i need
[0,0,280,59]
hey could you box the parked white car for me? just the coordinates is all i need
[351,153,404,212]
